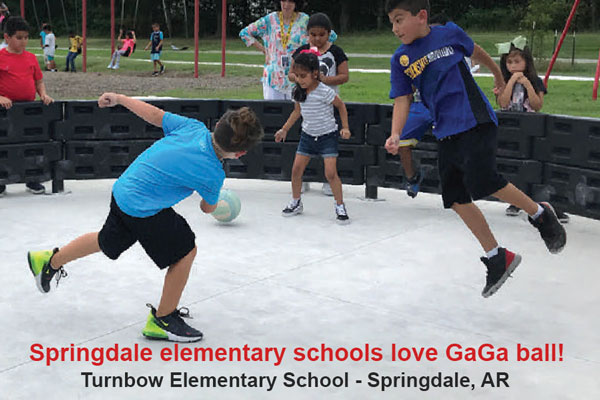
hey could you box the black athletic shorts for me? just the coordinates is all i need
[98,196,196,269]
[438,123,508,209]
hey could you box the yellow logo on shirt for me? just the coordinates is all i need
[399,55,409,67]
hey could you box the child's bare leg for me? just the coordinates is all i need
[492,183,538,215]
[291,154,310,199]
[324,157,343,205]
[50,232,101,269]
[452,202,498,252]
[399,146,415,178]
[157,246,197,317]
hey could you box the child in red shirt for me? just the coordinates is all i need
[0,16,54,196]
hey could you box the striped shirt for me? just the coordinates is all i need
[299,82,337,136]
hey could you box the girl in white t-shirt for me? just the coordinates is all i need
[275,49,352,224]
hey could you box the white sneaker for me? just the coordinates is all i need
[335,203,350,225]
[282,199,303,217]
[322,182,333,196]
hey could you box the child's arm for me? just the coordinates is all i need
[332,95,351,139]
[200,199,218,214]
[0,95,13,109]
[321,61,349,86]
[98,93,165,127]
[496,73,520,108]
[384,95,411,155]
[471,44,505,95]
[274,102,301,142]
[519,76,544,111]
[144,40,151,51]
[35,80,54,105]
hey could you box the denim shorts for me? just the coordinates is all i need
[296,131,339,158]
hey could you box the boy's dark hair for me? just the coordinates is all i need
[500,46,539,86]
[292,51,320,102]
[4,16,29,36]
[385,0,430,16]
[44,24,52,31]
[214,107,264,153]
[307,13,332,32]
[429,12,449,25]
[152,22,160,27]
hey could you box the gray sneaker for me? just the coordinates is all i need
[282,199,303,216]
[335,203,350,224]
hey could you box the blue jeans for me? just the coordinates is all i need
[296,131,339,158]
[66,51,78,71]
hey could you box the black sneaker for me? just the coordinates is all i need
[282,199,303,216]
[26,182,46,194]
[529,202,567,254]
[152,71,159,76]
[505,205,521,216]
[159,65,165,74]
[142,304,203,342]
[555,208,570,224]
[406,167,425,198]
[27,248,67,293]
[335,203,350,224]
[481,248,522,298]
[0,184,5,197]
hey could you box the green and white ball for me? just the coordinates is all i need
[212,189,241,223]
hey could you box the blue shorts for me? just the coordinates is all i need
[151,52,161,61]
[400,102,434,147]
[296,131,338,158]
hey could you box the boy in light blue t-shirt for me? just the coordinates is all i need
[27,93,263,342]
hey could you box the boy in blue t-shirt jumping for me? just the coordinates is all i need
[144,22,164,76]
[384,0,566,297]
[26,93,263,342]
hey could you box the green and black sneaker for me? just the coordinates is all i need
[142,304,203,343]
[27,248,67,293]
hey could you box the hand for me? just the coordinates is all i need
[493,76,506,96]
[340,128,351,139]
[98,92,120,108]
[274,128,287,142]
[385,135,400,155]
[40,94,54,105]
[0,95,13,109]
[516,75,530,86]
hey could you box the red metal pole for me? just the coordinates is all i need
[544,0,581,88]
[111,0,115,55]
[593,49,600,100]
[194,0,199,78]
[20,0,24,18]
[221,0,227,77]
[82,0,87,72]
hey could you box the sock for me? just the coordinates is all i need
[292,197,300,205]
[486,247,499,259]
[530,204,544,220]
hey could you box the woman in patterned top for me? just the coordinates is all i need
[239,0,336,100]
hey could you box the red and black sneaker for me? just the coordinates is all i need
[480,248,522,298]
[528,202,567,254]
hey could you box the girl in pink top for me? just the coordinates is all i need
[107,29,137,70]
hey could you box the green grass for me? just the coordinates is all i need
[28,31,600,118]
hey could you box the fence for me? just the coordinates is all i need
[1,100,599,220]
